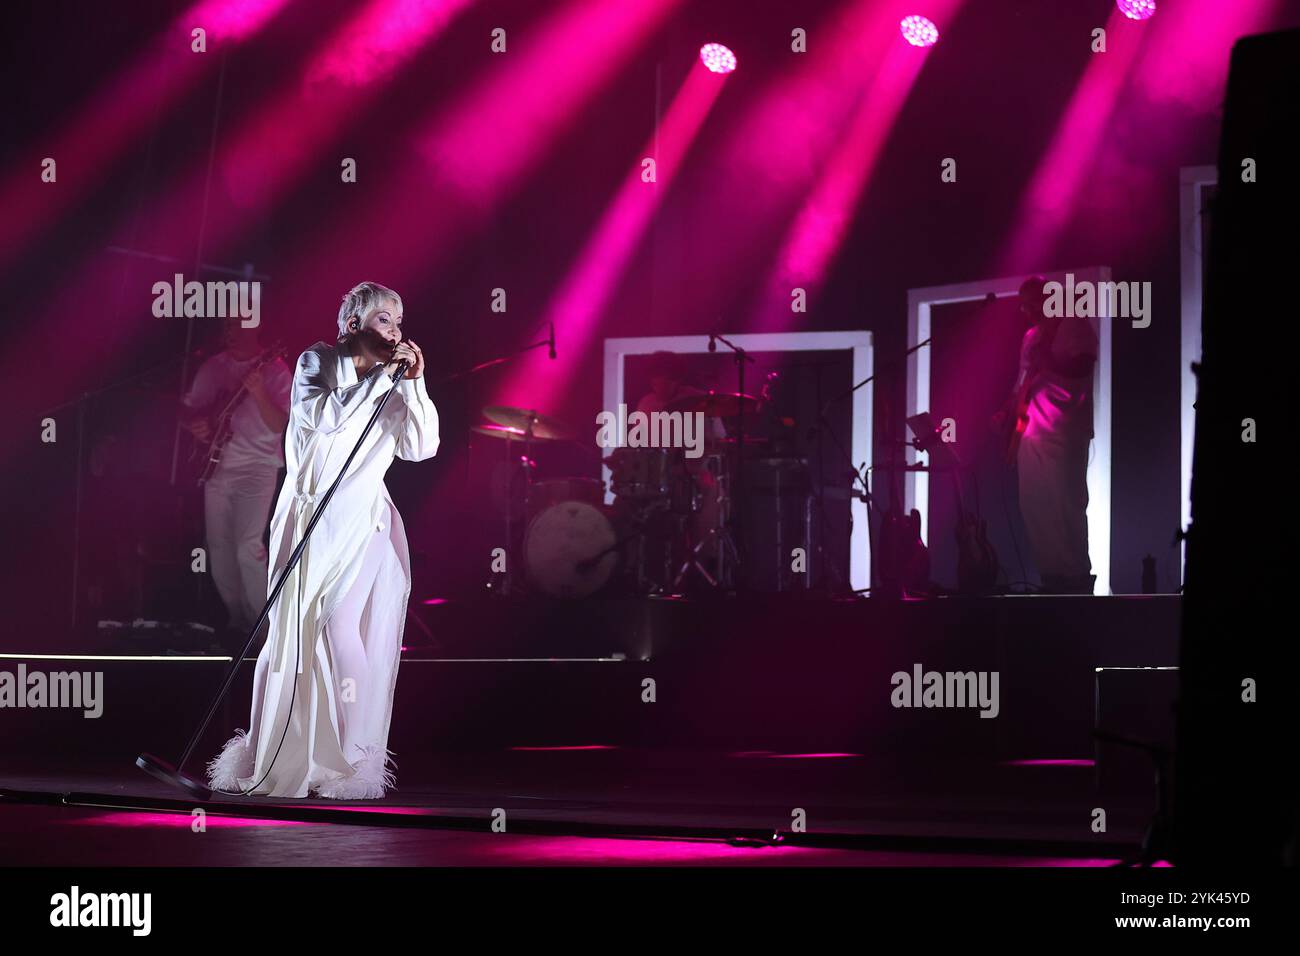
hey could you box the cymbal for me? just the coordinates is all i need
[472,423,546,442]
[481,405,574,441]
[665,390,760,417]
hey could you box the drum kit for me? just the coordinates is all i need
[473,391,823,598]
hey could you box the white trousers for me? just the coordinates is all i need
[322,511,399,763]
[1017,434,1091,582]
[203,464,278,632]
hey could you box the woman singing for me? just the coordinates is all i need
[207,281,439,799]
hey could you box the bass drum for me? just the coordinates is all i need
[528,477,605,516]
[524,500,618,598]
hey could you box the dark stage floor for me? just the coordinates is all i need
[1,594,1177,866]
[1,748,1150,866]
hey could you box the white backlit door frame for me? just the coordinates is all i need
[1180,166,1215,584]
[604,331,874,591]
[904,268,1113,595]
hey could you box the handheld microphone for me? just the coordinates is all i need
[548,321,557,360]
[386,341,411,381]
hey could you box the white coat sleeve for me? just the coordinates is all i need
[395,376,440,461]
[292,348,395,436]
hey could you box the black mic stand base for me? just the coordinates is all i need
[135,752,212,802]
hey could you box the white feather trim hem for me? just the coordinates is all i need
[206,729,253,793]
[312,746,397,800]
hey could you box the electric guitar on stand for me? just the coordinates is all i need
[906,413,1000,595]
[951,468,999,595]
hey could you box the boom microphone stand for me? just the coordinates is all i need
[440,324,557,596]
[709,332,755,590]
[39,354,188,637]
[810,337,931,597]
[136,360,410,800]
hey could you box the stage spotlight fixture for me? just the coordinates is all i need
[899,15,939,47]
[699,42,736,74]
[1116,0,1156,20]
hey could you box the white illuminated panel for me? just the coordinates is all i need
[604,331,874,591]
[904,268,1113,595]
[1179,166,1215,585]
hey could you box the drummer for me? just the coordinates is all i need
[635,352,725,558]
[635,351,726,442]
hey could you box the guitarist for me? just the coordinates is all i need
[180,320,292,642]
[998,276,1098,595]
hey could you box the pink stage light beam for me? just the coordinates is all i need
[495,58,729,410]
[1131,0,1283,113]
[638,0,934,334]
[118,0,475,266]
[0,0,292,267]
[752,1,961,330]
[999,0,1280,274]
[0,0,470,437]
[414,0,687,220]
[259,0,685,334]
[997,7,1150,273]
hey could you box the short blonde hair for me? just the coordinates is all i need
[337,281,402,343]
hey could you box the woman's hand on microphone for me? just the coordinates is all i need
[384,340,423,380]
[403,340,424,379]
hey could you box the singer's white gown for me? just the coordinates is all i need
[206,340,439,798]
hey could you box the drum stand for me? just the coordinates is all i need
[672,462,738,591]
[494,420,538,596]
[616,497,673,595]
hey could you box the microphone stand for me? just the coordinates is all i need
[436,330,553,383]
[40,355,194,637]
[797,358,852,595]
[811,337,931,597]
[709,333,755,591]
[136,360,410,800]
[439,328,556,596]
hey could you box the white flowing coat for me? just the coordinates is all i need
[239,340,439,797]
